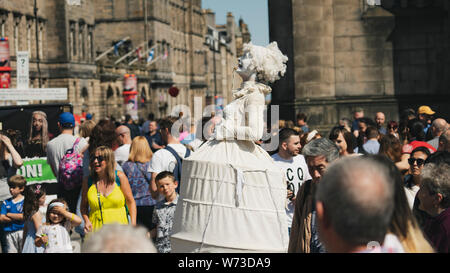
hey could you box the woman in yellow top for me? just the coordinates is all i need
[81,146,136,233]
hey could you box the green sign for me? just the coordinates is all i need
[16,157,57,184]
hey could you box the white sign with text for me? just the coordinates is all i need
[0,88,68,101]
[16,51,29,89]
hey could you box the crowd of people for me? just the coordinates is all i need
[0,102,449,253]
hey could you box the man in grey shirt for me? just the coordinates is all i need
[46,112,87,212]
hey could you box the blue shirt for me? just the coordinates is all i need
[1,197,24,232]
[362,139,380,155]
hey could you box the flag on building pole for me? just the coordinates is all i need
[136,47,142,59]
[147,48,155,62]
[113,39,127,56]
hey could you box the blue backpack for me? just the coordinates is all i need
[164,146,190,193]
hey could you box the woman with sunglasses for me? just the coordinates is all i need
[404,146,431,209]
[80,146,136,233]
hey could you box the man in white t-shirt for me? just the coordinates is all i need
[46,112,88,212]
[148,117,189,199]
[115,125,132,166]
[271,128,311,234]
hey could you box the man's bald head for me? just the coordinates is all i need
[116,125,131,145]
[315,156,394,250]
[375,112,385,127]
[432,118,448,137]
[116,125,130,135]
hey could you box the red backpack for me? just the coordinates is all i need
[58,138,83,190]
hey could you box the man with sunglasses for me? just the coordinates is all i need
[404,146,431,209]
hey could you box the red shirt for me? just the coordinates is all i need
[402,140,437,154]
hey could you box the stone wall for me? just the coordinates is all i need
[269,0,450,134]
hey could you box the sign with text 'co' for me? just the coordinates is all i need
[16,157,57,184]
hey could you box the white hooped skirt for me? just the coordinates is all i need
[171,140,289,253]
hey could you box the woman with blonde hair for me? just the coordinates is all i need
[121,136,156,231]
[79,120,96,140]
[80,146,136,233]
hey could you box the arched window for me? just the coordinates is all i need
[107,86,114,98]
[81,87,88,98]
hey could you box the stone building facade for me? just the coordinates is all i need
[0,0,251,122]
[269,0,450,133]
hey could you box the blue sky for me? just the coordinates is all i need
[201,0,269,46]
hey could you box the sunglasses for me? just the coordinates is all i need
[91,156,104,163]
[408,158,425,166]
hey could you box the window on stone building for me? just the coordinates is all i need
[13,15,20,53]
[26,18,32,56]
[0,11,7,38]
[81,87,88,98]
[107,86,114,98]
[70,21,76,58]
[79,23,84,60]
[88,26,93,61]
[38,20,44,59]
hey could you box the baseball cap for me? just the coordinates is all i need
[58,112,75,128]
[86,113,93,120]
[418,105,435,115]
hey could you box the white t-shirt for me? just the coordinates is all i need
[46,134,88,177]
[148,143,189,174]
[404,185,420,210]
[271,153,312,228]
[114,144,131,166]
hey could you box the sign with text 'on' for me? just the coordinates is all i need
[0,88,68,101]
[16,157,57,184]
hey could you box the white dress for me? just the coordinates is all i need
[170,81,289,253]
[38,222,73,253]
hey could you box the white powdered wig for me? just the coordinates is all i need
[243,41,288,84]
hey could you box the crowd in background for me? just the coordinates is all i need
[0,103,449,253]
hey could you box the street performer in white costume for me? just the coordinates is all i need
[171,42,289,252]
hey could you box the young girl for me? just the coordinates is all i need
[21,184,46,253]
[35,199,82,253]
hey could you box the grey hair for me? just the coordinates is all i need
[302,138,340,163]
[421,163,450,208]
[316,156,395,246]
[81,224,157,253]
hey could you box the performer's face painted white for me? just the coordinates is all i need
[236,51,255,81]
